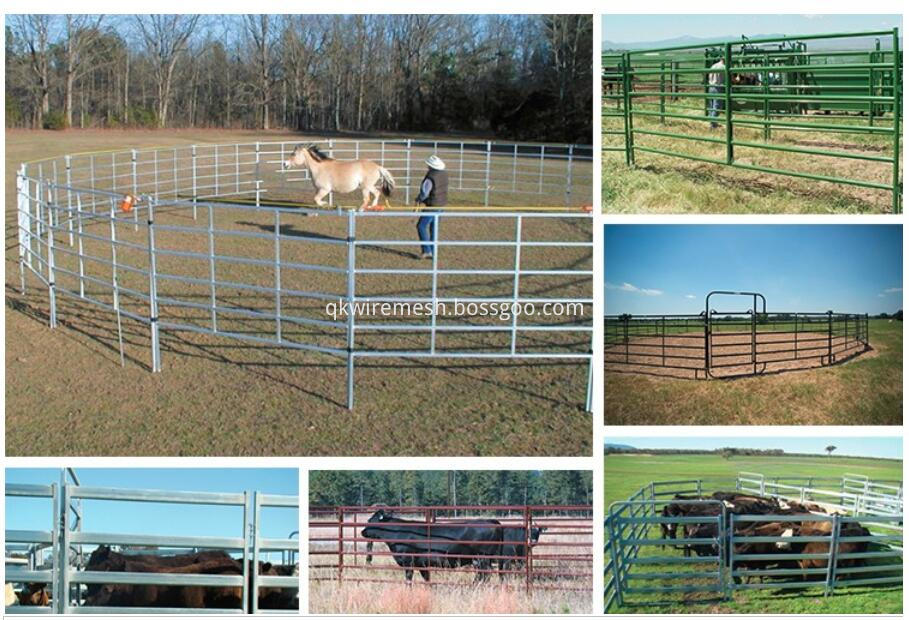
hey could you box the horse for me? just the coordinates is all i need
[282,144,395,210]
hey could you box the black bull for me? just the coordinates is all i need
[361,511,542,582]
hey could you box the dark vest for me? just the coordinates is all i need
[422,168,449,206]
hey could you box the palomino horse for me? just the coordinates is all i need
[282,144,395,209]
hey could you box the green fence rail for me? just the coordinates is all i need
[602,29,902,212]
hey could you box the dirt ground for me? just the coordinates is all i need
[604,319,901,426]
[605,331,868,379]
[6,129,593,456]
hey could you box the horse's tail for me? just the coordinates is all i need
[377,166,395,197]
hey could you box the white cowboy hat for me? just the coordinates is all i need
[425,155,446,170]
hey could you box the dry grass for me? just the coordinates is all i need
[310,580,590,614]
[308,510,592,614]
[5,129,592,456]
[602,103,899,213]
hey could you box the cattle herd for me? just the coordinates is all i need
[360,509,544,583]
[659,491,872,583]
[6,546,298,611]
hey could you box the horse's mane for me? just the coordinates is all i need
[306,144,334,162]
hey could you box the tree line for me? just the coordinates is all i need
[309,470,592,507]
[603,446,899,462]
[5,14,592,143]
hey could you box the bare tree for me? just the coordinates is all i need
[243,14,280,130]
[62,14,105,128]
[135,14,200,128]
[11,15,53,127]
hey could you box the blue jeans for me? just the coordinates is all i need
[417,214,436,255]
[708,86,722,126]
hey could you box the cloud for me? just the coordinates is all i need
[685,294,696,299]
[883,287,902,294]
[606,281,663,296]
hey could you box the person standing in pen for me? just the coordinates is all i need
[414,155,448,259]
[708,57,725,129]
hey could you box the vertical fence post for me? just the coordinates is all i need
[208,202,217,333]
[17,165,28,294]
[131,150,140,231]
[484,141,492,206]
[659,62,666,123]
[191,145,198,220]
[430,213,439,354]
[241,491,250,613]
[337,507,344,584]
[622,53,635,166]
[512,143,518,192]
[824,515,841,596]
[890,27,901,214]
[606,508,623,607]
[65,156,74,246]
[255,142,261,207]
[234,143,240,196]
[45,181,58,329]
[50,483,61,613]
[60,481,71,613]
[424,508,433,584]
[794,313,798,359]
[826,310,833,364]
[762,53,771,141]
[274,210,282,342]
[724,42,733,165]
[109,199,126,366]
[538,145,545,194]
[147,199,162,372]
[251,491,261,614]
[459,141,464,190]
[405,139,412,204]
[524,505,532,593]
[510,216,522,355]
[328,139,335,208]
[346,211,356,409]
[565,144,574,205]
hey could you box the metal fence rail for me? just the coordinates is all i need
[605,291,868,379]
[16,140,594,411]
[5,479,299,614]
[602,29,902,212]
[603,475,903,612]
[309,504,593,593]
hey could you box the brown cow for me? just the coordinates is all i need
[83,546,243,609]
[792,521,870,579]
[16,583,50,606]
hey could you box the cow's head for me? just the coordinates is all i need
[530,527,546,544]
[368,509,393,523]
[83,584,117,607]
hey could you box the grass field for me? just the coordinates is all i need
[5,129,592,457]
[604,319,902,425]
[602,103,900,214]
[604,452,903,614]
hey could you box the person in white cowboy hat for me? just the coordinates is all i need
[414,155,449,259]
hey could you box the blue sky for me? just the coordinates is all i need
[605,437,902,459]
[603,14,902,45]
[605,225,902,315]
[5,469,298,558]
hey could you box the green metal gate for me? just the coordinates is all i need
[602,29,902,212]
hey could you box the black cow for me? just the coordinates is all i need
[497,526,545,577]
[360,510,504,583]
